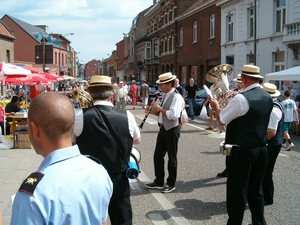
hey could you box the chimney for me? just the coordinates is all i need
[153,0,157,4]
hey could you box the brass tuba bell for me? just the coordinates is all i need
[205,64,233,109]
[73,89,93,108]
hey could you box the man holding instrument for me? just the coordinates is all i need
[210,65,273,225]
[145,72,185,193]
[74,75,141,225]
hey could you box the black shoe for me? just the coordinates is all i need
[217,170,228,178]
[191,117,195,120]
[145,182,164,190]
[264,201,273,206]
[161,185,176,193]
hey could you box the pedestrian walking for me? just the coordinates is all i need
[185,78,198,120]
[140,80,149,108]
[74,75,141,225]
[11,92,113,225]
[281,90,299,150]
[210,64,273,225]
[145,72,185,193]
[130,80,139,110]
[174,78,184,97]
[116,81,127,109]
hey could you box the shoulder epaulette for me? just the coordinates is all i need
[19,172,44,195]
[85,155,102,164]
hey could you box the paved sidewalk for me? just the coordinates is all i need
[0,148,42,225]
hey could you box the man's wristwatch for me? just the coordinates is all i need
[159,107,163,112]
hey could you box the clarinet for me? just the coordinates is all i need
[139,95,159,129]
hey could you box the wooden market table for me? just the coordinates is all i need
[10,114,28,149]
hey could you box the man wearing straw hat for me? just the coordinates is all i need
[145,72,185,193]
[210,65,273,225]
[261,83,284,206]
[74,75,141,225]
[216,73,243,178]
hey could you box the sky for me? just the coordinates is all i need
[0,0,154,64]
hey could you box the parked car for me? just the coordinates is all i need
[148,85,162,105]
[185,89,208,116]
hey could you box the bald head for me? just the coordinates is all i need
[28,92,74,142]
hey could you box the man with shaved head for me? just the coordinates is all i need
[11,92,113,225]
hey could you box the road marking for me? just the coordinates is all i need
[135,114,158,124]
[136,172,192,225]
[185,122,205,130]
[279,153,289,157]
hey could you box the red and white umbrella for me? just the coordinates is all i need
[40,72,63,81]
[4,74,51,86]
[0,62,31,78]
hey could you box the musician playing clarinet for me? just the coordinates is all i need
[74,75,141,225]
[210,65,273,225]
[145,72,185,193]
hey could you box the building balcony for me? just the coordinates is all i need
[151,57,159,64]
[137,60,143,66]
[283,22,300,45]
[145,59,151,65]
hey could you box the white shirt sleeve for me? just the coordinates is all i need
[220,94,249,125]
[268,107,282,130]
[74,109,83,137]
[126,110,140,141]
[166,93,185,120]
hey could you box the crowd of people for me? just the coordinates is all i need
[3,66,299,225]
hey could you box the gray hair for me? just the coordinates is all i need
[87,86,114,100]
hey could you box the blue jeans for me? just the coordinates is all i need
[187,98,195,117]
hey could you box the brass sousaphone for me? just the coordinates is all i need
[206,64,234,155]
[205,64,233,109]
[73,89,94,108]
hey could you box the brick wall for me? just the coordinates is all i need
[177,3,221,87]
[2,16,38,63]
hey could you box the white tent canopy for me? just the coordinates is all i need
[265,66,300,82]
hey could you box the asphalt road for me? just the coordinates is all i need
[0,105,299,225]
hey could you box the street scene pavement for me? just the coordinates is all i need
[1,105,300,225]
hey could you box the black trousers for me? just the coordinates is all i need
[0,122,10,135]
[154,125,181,186]
[108,172,132,225]
[227,146,267,225]
[262,144,281,204]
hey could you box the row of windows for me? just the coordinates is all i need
[147,4,175,34]
[175,0,285,46]
[227,0,286,42]
[179,14,215,46]
[138,0,286,63]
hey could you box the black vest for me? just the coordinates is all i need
[225,87,273,147]
[268,101,284,147]
[76,105,133,173]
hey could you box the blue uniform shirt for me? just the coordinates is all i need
[11,145,113,225]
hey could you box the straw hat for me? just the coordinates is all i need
[156,72,176,84]
[233,73,242,83]
[88,75,117,89]
[262,83,280,98]
[241,65,263,78]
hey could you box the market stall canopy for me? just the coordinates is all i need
[265,66,300,82]
[40,72,63,81]
[62,75,76,80]
[3,74,51,86]
[0,62,31,78]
